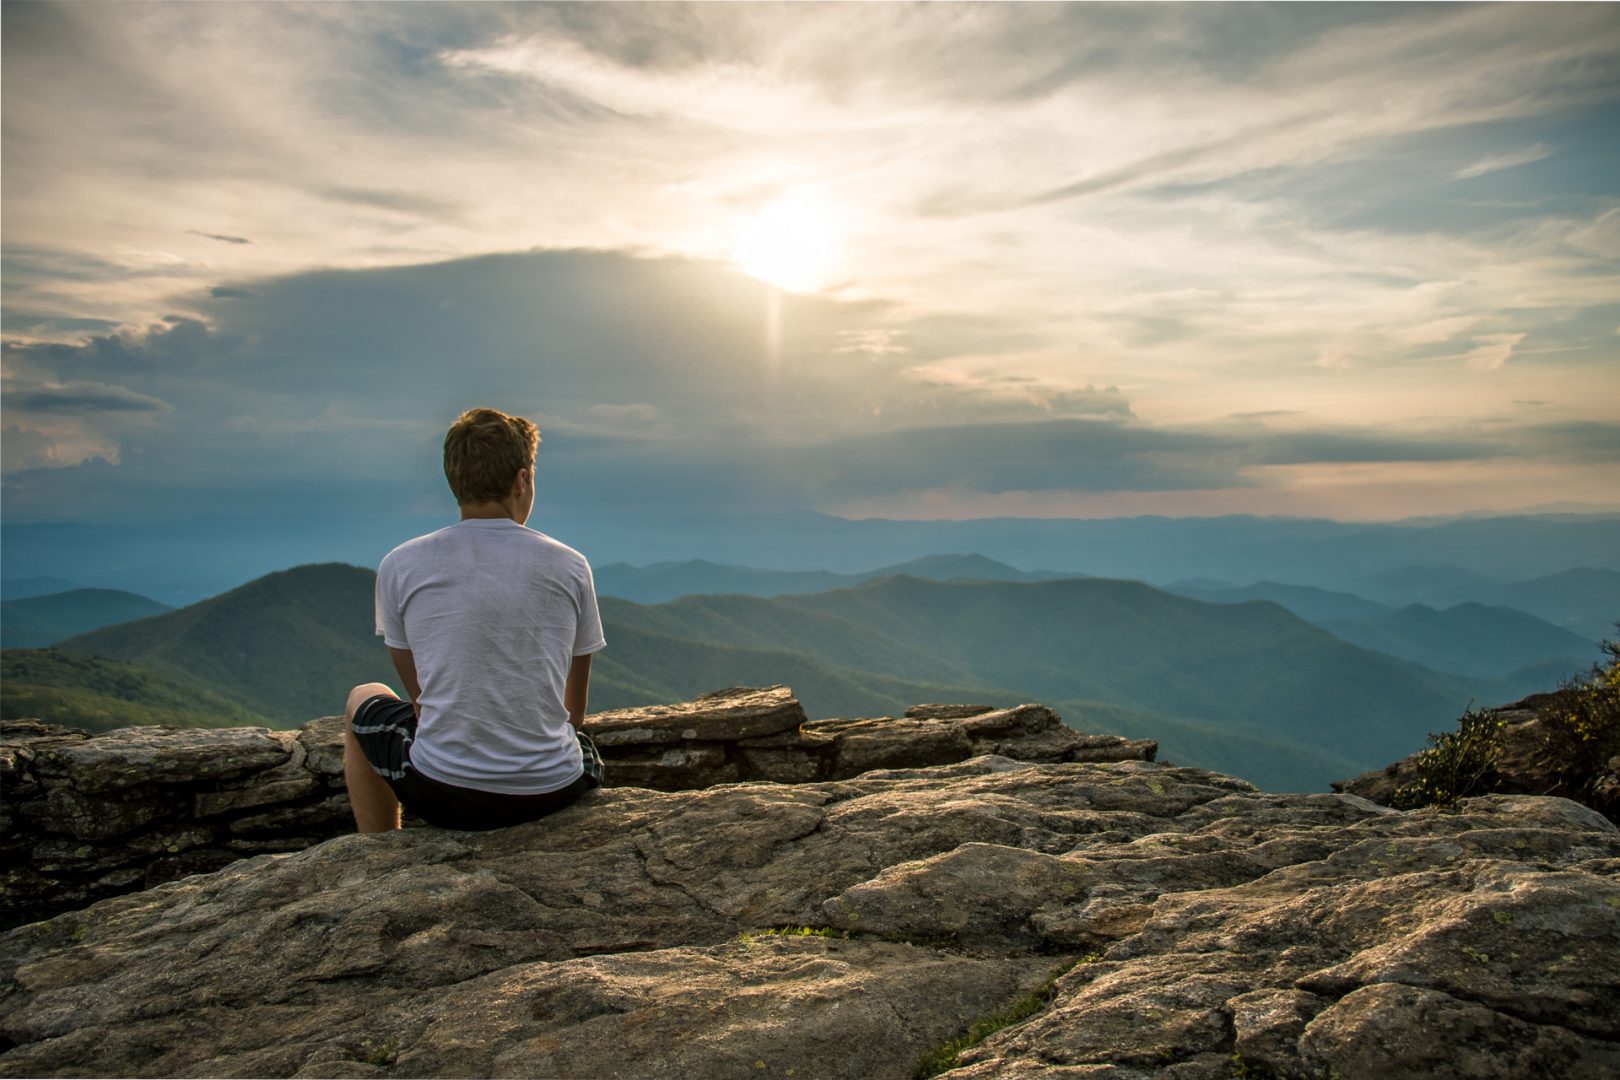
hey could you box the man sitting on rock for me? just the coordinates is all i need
[342,407,607,832]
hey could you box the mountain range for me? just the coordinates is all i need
[10,559,1594,791]
[1318,602,1597,683]
[595,552,1071,604]
[607,558,1606,699]
[0,588,173,649]
[1165,577,1604,696]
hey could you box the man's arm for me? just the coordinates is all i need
[563,652,592,730]
[388,647,423,719]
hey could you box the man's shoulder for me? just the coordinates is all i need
[379,526,457,571]
[525,529,593,573]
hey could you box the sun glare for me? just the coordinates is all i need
[732,194,839,293]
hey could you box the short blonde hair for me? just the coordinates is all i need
[443,408,539,505]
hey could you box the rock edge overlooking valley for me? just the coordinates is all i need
[1,687,1153,927]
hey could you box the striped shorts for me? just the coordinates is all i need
[350,695,604,831]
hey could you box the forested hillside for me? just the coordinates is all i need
[31,563,1541,790]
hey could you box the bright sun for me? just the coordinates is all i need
[731,193,839,293]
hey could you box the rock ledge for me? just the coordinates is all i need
[1,687,1153,926]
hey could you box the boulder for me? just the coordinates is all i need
[584,685,808,747]
[2,759,1616,1078]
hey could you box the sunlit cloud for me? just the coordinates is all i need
[1466,332,1529,372]
[1454,143,1554,180]
[440,34,852,135]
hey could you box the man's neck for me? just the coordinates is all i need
[459,501,522,523]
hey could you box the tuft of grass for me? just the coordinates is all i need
[1228,1051,1283,1079]
[738,925,852,945]
[739,925,967,951]
[912,960,1079,1078]
[356,1036,397,1068]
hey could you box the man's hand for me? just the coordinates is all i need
[388,647,423,719]
[564,652,593,730]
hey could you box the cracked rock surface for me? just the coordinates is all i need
[2,757,1617,1078]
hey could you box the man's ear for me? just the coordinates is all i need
[509,467,530,497]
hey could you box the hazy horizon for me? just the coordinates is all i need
[6,507,1619,609]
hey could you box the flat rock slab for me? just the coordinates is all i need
[583,685,808,747]
[3,760,1618,1079]
[21,725,291,794]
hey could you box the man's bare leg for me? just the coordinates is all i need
[344,682,402,833]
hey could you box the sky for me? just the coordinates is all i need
[3,1,1619,528]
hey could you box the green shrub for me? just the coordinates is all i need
[1538,635,1620,822]
[1391,632,1620,823]
[1390,706,1504,810]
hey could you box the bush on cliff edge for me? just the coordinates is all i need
[1390,706,1504,810]
[1393,633,1620,822]
[1540,634,1620,820]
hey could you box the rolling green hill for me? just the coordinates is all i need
[1,576,82,601]
[56,563,395,726]
[590,620,1016,719]
[1320,602,1598,683]
[1167,580,1391,624]
[1,588,174,649]
[599,575,1497,786]
[595,552,1071,604]
[0,648,270,732]
[1419,567,1620,642]
[1168,580,1598,690]
[44,562,1535,790]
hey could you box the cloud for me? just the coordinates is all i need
[208,286,253,299]
[1454,143,1552,180]
[1526,421,1620,463]
[439,34,844,135]
[934,111,1323,217]
[1247,429,1499,466]
[320,186,465,220]
[2,380,170,415]
[188,230,253,245]
[834,330,909,358]
[6,247,1611,524]
[1467,332,1527,371]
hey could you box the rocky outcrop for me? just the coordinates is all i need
[1,687,1154,927]
[1335,691,1620,820]
[595,688,1156,789]
[2,756,1615,1078]
[0,719,352,930]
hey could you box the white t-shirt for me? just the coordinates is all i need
[374,519,607,795]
